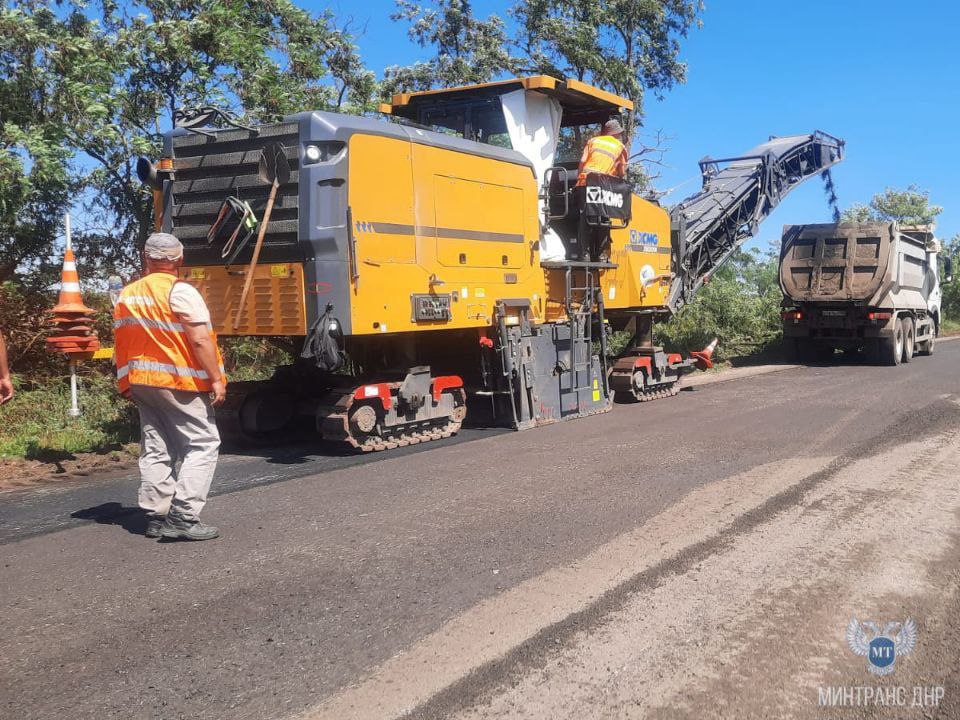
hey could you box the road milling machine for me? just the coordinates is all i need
[140,76,844,451]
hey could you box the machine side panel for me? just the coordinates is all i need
[602,196,673,311]
[178,263,307,335]
[347,134,545,335]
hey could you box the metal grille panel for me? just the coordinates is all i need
[170,122,301,257]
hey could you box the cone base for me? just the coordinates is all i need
[51,303,97,315]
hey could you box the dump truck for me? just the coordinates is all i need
[137,75,843,451]
[779,222,947,365]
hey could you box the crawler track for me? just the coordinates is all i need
[613,380,681,404]
[319,388,467,452]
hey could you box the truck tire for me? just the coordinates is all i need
[918,334,935,356]
[879,321,903,366]
[789,339,822,364]
[917,317,936,356]
[788,339,808,363]
[901,316,915,363]
[815,343,835,363]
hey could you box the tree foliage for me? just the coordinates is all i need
[2,0,706,287]
[385,0,701,191]
[510,0,700,192]
[938,234,960,323]
[655,246,783,362]
[512,0,702,139]
[383,0,517,93]
[839,203,873,224]
[840,185,943,225]
[1,0,372,283]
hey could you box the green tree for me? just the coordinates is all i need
[1,1,372,283]
[383,0,516,93]
[512,0,701,193]
[840,186,943,226]
[939,233,960,323]
[0,4,84,284]
[839,203,873,223]
[512,0,702,138]
[655,246,783,361]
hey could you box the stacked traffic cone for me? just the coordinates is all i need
[46,225,100,361]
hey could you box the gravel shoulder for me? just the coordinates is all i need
[443,409,960,720]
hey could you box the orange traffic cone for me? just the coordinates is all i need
[690,337,718,371]
[46,215,100,360]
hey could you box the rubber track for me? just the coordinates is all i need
[614,381,680,404]
[320,388,467,453]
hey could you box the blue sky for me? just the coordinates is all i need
[316,0,960,247]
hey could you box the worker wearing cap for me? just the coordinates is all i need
[576,119,628,186]
[0,331,13,405]
[114,233,226,541]
[572,119,629,261]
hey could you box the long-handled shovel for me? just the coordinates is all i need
[232,141,290,331]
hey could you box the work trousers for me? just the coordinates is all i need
[573,186,611,261]
[131,386,220,520]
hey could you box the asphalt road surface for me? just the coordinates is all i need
[3,343,960,719]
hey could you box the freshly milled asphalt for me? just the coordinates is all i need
[1,343,959,719]
[0,426,508,544]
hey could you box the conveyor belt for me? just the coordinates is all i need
[668,131,845,312]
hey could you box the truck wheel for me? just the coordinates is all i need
[815,344,835,363]
[901,317,915,363]
[879,321,903,366]
[789,339,813,363]
[917,317,935,356]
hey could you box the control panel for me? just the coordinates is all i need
[411,293,452,322]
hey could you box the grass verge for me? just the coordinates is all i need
[0,372,138,461]
[941,317,960,336]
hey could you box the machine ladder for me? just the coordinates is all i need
[543,260,613,409]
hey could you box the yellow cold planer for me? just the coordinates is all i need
[138,76,843,451]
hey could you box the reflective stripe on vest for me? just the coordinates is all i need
[113,273,225,393]
[578,135,625,185]
[116,360,223,380]
[114,317,185,333]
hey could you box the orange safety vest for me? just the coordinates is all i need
[114,272,225,394]
[577,135,627,186]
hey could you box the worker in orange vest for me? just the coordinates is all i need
[576,119,628,186]
[573,119,629,261]
[0,331,13,405]
[114,233,226,541]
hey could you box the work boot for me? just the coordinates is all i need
[145,514,166,538]
[160,511,219,541]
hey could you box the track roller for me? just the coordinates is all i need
[319,370,467,452]
[215,380,297,444]
[610,339,716,404]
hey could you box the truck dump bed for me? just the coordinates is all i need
[780,222,896,303]
[780,221,938,309]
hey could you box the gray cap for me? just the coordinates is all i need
[144,232,183,261]
[603,119,625,136]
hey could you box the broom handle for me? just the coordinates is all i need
[232,179,279,331]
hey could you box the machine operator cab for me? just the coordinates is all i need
[379,75,634,264]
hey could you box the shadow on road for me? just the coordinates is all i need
[71,502,148,536]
